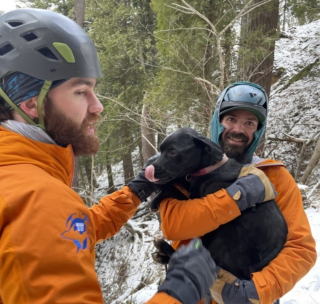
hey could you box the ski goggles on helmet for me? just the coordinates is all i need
[216,82,268,124]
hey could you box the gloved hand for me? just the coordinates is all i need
[226,165,277,211]
[127,154,160,202]
[211,267,259,304]
[158,238,217,304]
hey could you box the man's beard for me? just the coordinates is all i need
[220,131,252,164]
[43,98,100,156]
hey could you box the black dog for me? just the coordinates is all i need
[145,127,287,280]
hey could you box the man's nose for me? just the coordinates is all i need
[88,93,103,114]
[231,122,245,133]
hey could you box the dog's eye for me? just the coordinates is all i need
[169,150,178,156]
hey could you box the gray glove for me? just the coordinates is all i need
[158,238,217,304]
[127,154,160,202]
[221,279,259,304]
[226,165,277,211]
[211,268,259,304]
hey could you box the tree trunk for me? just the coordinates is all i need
[300,136,320,184]
[157,125,166,150]
[141,102,156,163]
[122,122,135,183]
[74,0,86,28]
[72,0,86,191]
[83,157,98,189]
[106,156,116,194]
[248,0,279,96]
[203,0,216,126]
[238,0,280,156]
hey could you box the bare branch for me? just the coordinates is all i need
[300,136,320,184]
[141,134,158,154]
[282,132,308,143]
[194,77,220,95]
[307,179,320,199]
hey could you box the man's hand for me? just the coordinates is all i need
[211,267,259,304]
[158,238,217,304]
[127,154,160,202]
[226,165,277,211]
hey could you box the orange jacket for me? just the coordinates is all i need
[159,157,317,304]
[0,127,180,304]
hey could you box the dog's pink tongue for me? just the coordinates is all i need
[145,165,159,182]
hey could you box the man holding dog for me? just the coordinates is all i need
[156,82,316,304]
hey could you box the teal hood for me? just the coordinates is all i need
[210,81,268,161]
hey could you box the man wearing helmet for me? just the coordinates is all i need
[155,82,316,304]
[211,82,268,164]
[0,8,221,304]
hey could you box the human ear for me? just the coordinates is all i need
[19,97,39,118]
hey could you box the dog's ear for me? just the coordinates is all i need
[194,134,223,164]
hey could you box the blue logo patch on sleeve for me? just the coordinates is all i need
[61,213,90,253]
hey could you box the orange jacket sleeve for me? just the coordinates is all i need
[90,186,141,242]
[251,164,317,303]
[159,189,241,241]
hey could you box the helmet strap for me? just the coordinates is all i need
[0,87,36,126]
[37,80,52,131]
[0,80,52,131]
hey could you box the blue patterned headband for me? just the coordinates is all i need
[0,72,67,109]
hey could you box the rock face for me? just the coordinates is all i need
[267,20,320,187]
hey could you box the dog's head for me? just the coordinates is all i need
[145,127,223,184]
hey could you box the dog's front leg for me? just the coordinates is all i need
[149,183,188,212]
[152,238,175,265]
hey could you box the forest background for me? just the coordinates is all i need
[4,0,317,202]
[1,0,320,303]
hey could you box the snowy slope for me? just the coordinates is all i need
[281,207,320,304]
[267,20,320,183]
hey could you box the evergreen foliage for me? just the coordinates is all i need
[288,0,320,24]
[86,0,157,185]
[19,0,74,16]
[149,0,241,133]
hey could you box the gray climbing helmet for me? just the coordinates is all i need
[0,8,101,80]
[217,82,268,124]
[0,8,102,130]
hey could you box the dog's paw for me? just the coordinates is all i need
[149,199,160,212]
[154,238,175,256]
[151,238,175,265]
[151,252,171,265]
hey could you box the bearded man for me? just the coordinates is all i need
[154,82,316,304]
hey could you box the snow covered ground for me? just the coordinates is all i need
[281,204,320,304]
